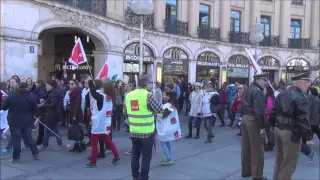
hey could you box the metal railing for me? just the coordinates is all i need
[197,25,220,41]
[125,9,154,30]
[164,19,189,36]
[288,38,310,49]
[260,36,280,47]
[228,31,250,44]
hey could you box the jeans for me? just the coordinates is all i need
[178,96,184,113]
[220,103,226,121]
[10,126,38,159]
[6,136,28,150]
[188,116,201,136]
[90,134,119,165]
[227,103,233,120]
[112,104,123,130]
[160,141,172,160]
[131,134,154,180]
[300,139,312,156]
[185,98,191,115]
[203,116,213,137]
[43,124,62,147]
[311,125,320,139]
[36,120,44,145]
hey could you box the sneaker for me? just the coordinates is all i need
[160,158,173,165]
[308,151,315,162]
[54,146,63,151]
[84,162,97,168]
[33,154,40,160]
[125,151,132,155]
[23,147,30,151]
[9,159,20,163]
[110,157,121,165]
[105,149,112,154]
[1,148,12,154]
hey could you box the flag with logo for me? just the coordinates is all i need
[68,38,88,68]
[96,63,108,80]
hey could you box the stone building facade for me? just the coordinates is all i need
[0,0,319,85]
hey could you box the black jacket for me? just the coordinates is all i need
[2,90,37,128]
[309,95,320,125]
[274,86,312,140]
[42,89,61,126]
[241,82,266,129]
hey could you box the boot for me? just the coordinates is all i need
[184,134,192,139]
[69,143,79,152]
[80,142,87,151]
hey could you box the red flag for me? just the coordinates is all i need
[68,38,87,67]
[63,61,68,78]
[96,63,108,80]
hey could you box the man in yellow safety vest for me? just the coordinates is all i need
[124,75,163,180]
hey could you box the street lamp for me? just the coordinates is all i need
[131,0,154,75]
[249,22,264,60]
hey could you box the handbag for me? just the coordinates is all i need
[68,125,83,141]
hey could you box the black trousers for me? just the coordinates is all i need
[131,134,154,180]
[178,96,184,113]
[112,105,123,130]
[36,120,44,145]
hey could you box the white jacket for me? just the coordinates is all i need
[201,92,218,117]
[189,90,203,117]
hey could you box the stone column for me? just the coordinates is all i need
[280,0,291,47]
[154,0,166,32]
[250,0,260,26]
[213,0,220,28]
[188,0,199,37]
[178,0,188,22]
[220,0,231,41]
[273,0,281,36]
[310,0,319,48]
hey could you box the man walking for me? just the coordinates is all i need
[241,73,268,180]
[272,73,313,179]
[124,75,163,180]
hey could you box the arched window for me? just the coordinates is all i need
[124,42,154,57]
[197,51,220,66]
[258,56,280,70]
[162,47,189,83]
[196,51,220,82]
[228,55,250,68]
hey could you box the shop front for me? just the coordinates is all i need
[258,56,280,82]
[123,42,155,84]
[196,51,220,83]
[227,55,250,85]
[163,47,189,84]
[286,58,310,84]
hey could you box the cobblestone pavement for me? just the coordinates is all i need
[1,119,319,180]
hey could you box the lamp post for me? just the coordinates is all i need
[131,0,154,75]
[249,21,264,82]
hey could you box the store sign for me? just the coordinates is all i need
[54,63,92,71]
[197,61,220,66]
[125,54,154,62]
[287,66,309,72]
[258,57,280,70]
[228,64,249,68]
[227,68,249,78]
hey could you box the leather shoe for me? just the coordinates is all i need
[241,174,251,177]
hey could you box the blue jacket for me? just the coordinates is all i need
[227,85,237,104]
[2,90,37,128]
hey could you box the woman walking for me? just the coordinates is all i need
[2,82,39,162]
[265,86,275,151]
[68,80,86,152]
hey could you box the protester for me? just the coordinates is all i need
[218,82,227,126]
[308,87,320,139]
[113,80,125,131]
[264,85,275,151]
[158,87,177,165]
[85,80,121,168]
[2,82,39,162]
[26,78,36,92]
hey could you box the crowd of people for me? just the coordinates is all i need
[0,73,319,180]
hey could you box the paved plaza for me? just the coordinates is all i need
[1,120,319,180]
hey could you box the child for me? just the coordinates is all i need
[158,88,178,165]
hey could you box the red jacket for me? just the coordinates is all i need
[232,92,243,112]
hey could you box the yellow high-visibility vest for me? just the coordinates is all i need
[125,89,155,134]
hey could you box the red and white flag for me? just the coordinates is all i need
[245,48,262,83]
[96,62,108,80]
[68,38,87,67]
[63,61,68,78]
